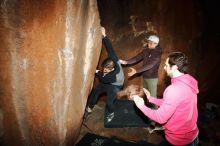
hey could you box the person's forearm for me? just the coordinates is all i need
[148,96,163,106]
[126,52,143,64]
[139,103,174,124]
[102,37,118,61]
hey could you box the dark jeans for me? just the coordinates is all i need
[158,136,199,146]
[87,83,122,113]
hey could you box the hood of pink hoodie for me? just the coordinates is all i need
[171,74,199,94]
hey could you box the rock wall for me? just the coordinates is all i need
[0,0,101,146]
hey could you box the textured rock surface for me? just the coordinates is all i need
[0,0,101,145]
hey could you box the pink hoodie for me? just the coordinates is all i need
[139,74,199,145]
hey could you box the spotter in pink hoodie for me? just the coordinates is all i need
[139,74,199,145]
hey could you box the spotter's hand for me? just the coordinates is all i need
[128,67,137,77]
[133,95,144,108]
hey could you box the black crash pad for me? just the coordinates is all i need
[75,133,155,146]
[104,99,150,128]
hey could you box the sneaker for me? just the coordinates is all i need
[146,125,164,134]
[107,112,114,123]
[86,106,92,113]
